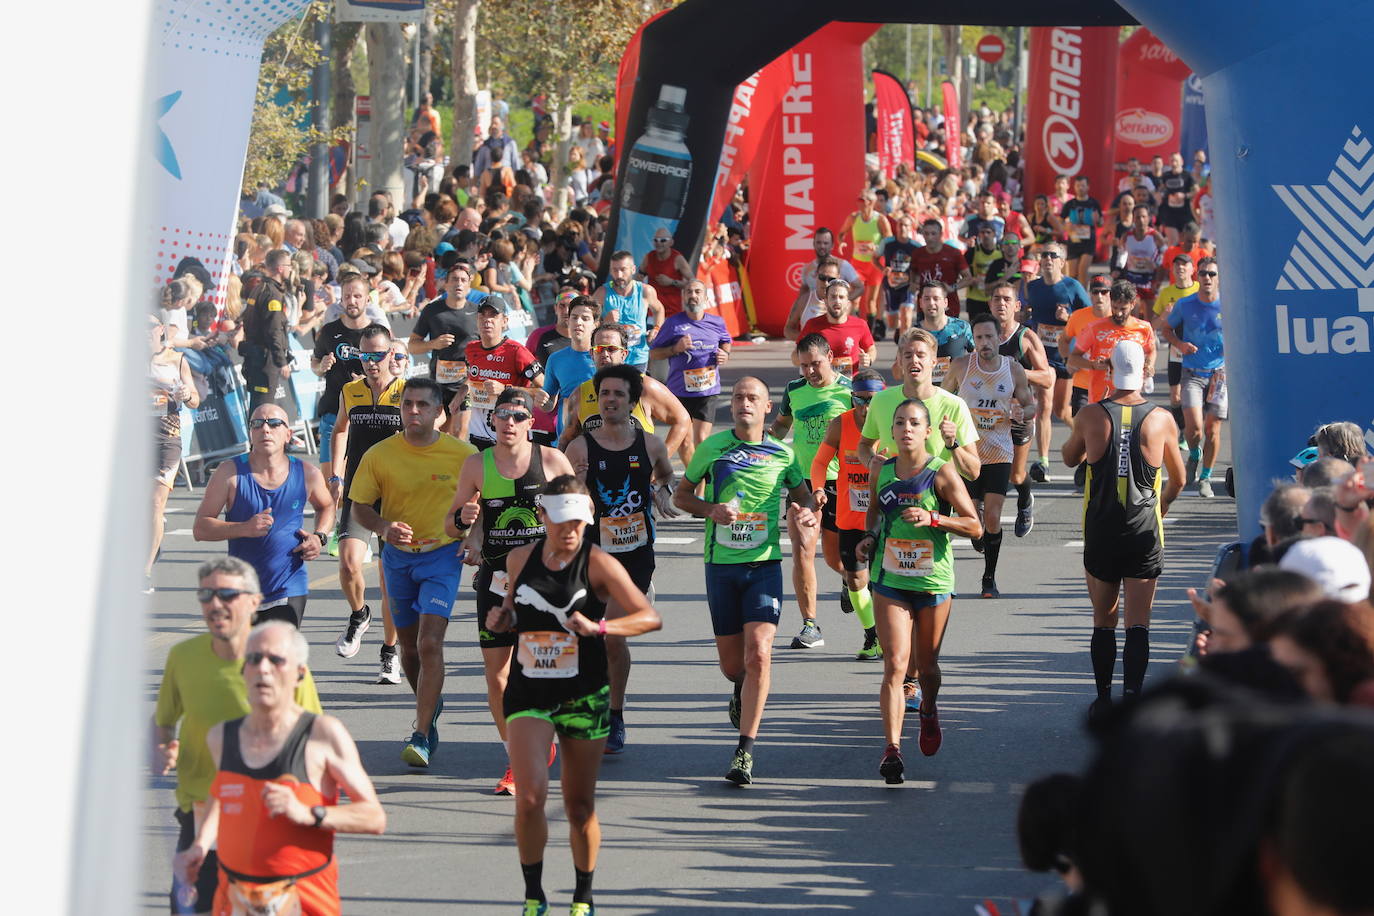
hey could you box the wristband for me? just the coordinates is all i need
[328,475,342,484]
[930,512,941,529]
[598,617,607,636]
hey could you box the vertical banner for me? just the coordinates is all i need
[941,80,962,169]
[709,58,789,222]
[872,69,915,179]
[744,22,876,336]
[1023,27,1118,205]
[1179,73,1208,164]
[1113,28,1190,179]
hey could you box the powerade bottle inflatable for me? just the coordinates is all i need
[615,84,692,262]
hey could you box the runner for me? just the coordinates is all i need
[945,313,1037,599]
[560,324,692,463]
[810,368,888,659]
[989,283,1056,536]
[1162,256,1226,497]
[309,275,372,541]
[153,558,323,913]
[1116,205,1164,313]
[330,325,406,683]
[1150,253,1200,434]
[594,250,663,371]
[879,254,916,340]
[485,475,661,915]
[797,279,877,376]
[857,398,982,783]
[1024,242,1090,483]
[564,365,678,755]
[1061,276,1115,489]
[961,223,1003,319]
[1061,340,1184,721]
[148,313,201,590]
[525,289,578,444]
[348,377,478,766]
[672,377,818,785]
[408,259,480,435]
[1066,280,1158,407]
[771,334,853,649]
[910,217,972,318]
[983,233,1031,300]
[639,228,692,319]
[540,295,598,440]
[449,388,575,793]
[1057,175,1103,286]
[192,404,334,626]
[1155,152,1196,246]
[784,229,862,339]
[915,280,973,389]
[838,188,892,326]
[648,278,732,450]
[174,621,385,915]
[464,294,545,450]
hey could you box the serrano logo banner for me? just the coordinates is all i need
[1114,107,1173,147]
[1112,28,1189,181]
[1024,27,1117,203]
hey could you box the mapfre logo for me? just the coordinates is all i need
[787,261,807,292]
[1114,108,1173,148]
[1272,126,1374,355]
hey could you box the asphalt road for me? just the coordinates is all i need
[140,334,1237,914]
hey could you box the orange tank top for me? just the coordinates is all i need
[836,409,871,530]
[211,713,340,916]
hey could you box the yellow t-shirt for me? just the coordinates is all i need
[1153,281,1200,317]
[347,432,477,551]
[860,385,980,476]
[154,633,323,812]
[574,378,654,435]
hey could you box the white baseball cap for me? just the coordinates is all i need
[540,493,595,525]
[1279,536,1372,602]
[1110,339,1146,391]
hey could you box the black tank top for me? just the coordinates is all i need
[220,712,315,783]
[506,536,608,705]
[998,324,1034,371]
[1084,400,1162,540]
[480,443,547,563]
[584,427,656,557]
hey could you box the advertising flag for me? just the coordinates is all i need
[941,80,962,169]
[872,69,915,179]
[1023,27,1118,203]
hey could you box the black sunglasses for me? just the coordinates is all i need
[197,587,251,603]
[1199,270,1218,277]
[249,418,288,430]
[244,651,290,668]
[493,408,531,422]
[1039,252,1062,259]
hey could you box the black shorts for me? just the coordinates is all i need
[171,807,219,913]
[1084,531,1163,583]
[337,496,381,542]
[967,462,1012,501]
[1070,386,1090,416]
[253,595,307,627]
[1043,345,1073,380]
[1011,421,1034,447]
[475,561,517,649]
[1066,240,1095,260]
[838,528,868,573]
[1157,204,1192,231]
[440,384,466,417]
[679,394,719,423]
[1167,361,1182,386]
[821,480,838,532]
[601,544,655,593]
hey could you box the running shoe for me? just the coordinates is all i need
[401,731,430,767]
[981,577,999,599]
[335,606,371,658]
[971,534,985,554]
[376,645,401,684]
[1197,477,1215,499]
[1029,459,1048,483]
[1073,463,1087,491]
[521,901,548,916]
[142,575,155,595]
[495,766,516,796]
[918,708,943,756]
[604,712,626,755]
[839,589,854,615]
[879,743,905,784]
[568,904,594,916]
[1087,696,1113,726]
[725,749,754,785]
[1185,454,1199,485]
[789,620,825,648]
[428,696,444,755]
[856,630,882,660]
[728,688,742,730]
[1015,493,1035,538]
[903,678,922,711]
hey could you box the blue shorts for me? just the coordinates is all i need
[382,542,463,629]
[318,412,337,463]
[872,584,952,606]
[705,561,783,637]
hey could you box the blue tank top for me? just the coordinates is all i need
[601,281,650,366]
[226,455,308,601]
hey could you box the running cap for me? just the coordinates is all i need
[541,493,595,525]
[346,258,378,276]
[1110,339,1146,390]
[1279,536,1372,602]
[1089,275,1112,291]
[473,293,507,314]
[494,387,535,412]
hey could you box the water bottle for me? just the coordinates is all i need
[724,490,744,517]
[615,85,692,265]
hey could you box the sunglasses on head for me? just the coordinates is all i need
[244,650,290,668]
[493,408,531,422]
[197,587,251,602]
[249,418,289,430]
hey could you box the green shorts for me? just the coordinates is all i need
[506,685,611,741]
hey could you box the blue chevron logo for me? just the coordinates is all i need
[1273,126,1374,289]
[155,91,182,180]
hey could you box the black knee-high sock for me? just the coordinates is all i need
[983,531,1003,580]
[1016,479,1032,509]
[573,867,595,905]
[1171,405,1184,428]
[1090,628,1117,699]
[521,861,545,903]
[1123,626,1150,696]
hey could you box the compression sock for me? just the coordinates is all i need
[573,867,595,905]
[1188,445,1202,463]
[1199,466,1213,480]
[1016,479,1032,510]
[736,735,755,755]
[521,861,545,904]
[982,531,1004,580]
[1090,627,1117,700]
[1123,626,1150,696]
[1171,405,1184,428]
[848,586,875,629]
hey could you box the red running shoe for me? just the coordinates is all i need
[495,766,516,796]
[918,708,943,756]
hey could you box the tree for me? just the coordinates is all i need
[365,23,408,206]
[331,21,363,196]
[450,0,481,178]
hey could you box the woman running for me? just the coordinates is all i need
[857,398,982,784]
[487,475,662,916]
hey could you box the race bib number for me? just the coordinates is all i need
[225,875,303,915]
[1206,368,1227,405]
[1167,191,1186,208]
[517,631,579,679]
[1039,325,1063,348]
[470,383,498,412]
[715,511,768,549]
[435,359,467,385]
[152,390,170,412]
[626,325,644,348]
[1126,255,1155,274]
[848,482,870,513]
[882,537,934,576]
[855,239,876,258]
[1070,224,1091,242]
[600,512,648,553]
[971,407,1003,430]
[833,355,854,376]
[683,365,717,394]
[932,356,951,384]
[489,570,509,597]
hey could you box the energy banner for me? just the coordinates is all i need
[1023,26,1118,204]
